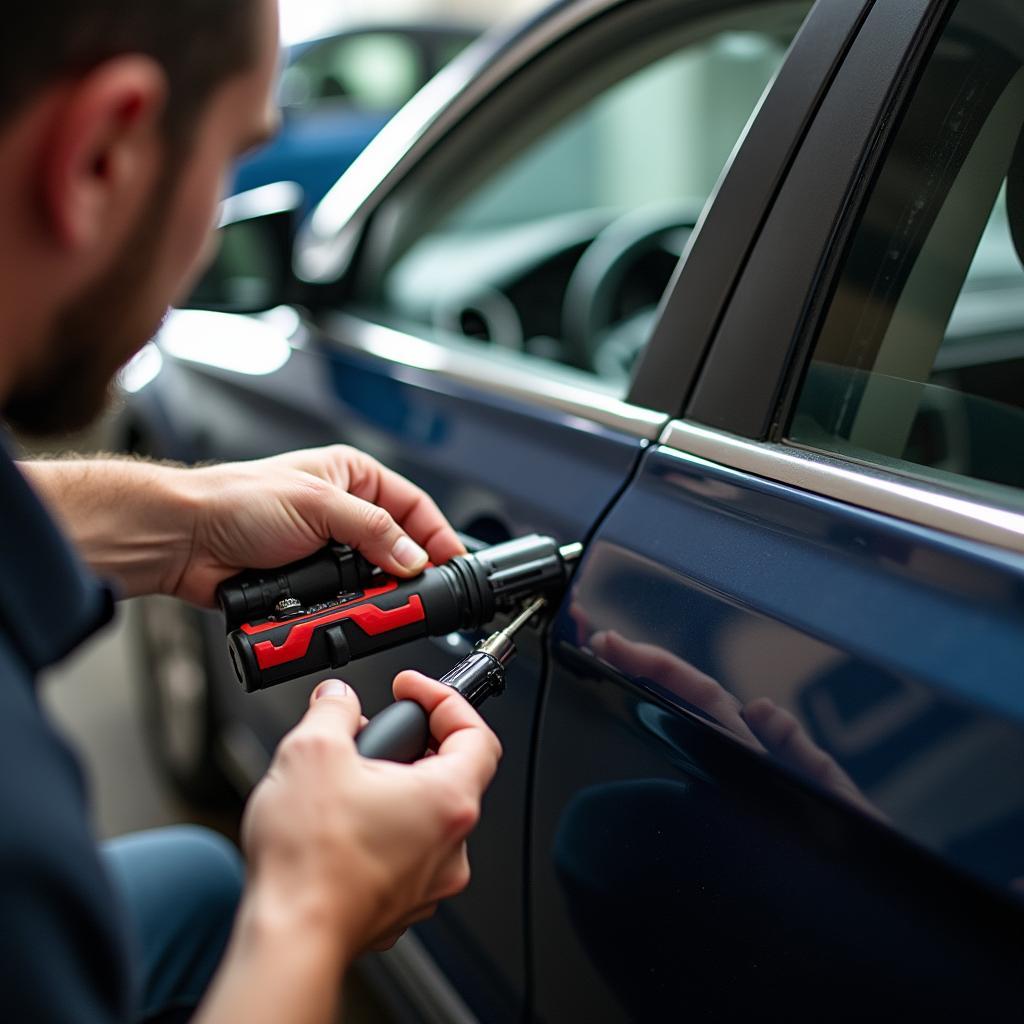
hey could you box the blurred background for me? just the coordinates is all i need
[279,0,543,43]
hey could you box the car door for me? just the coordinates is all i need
[278,2,845,1019]
[530,1,1024,1021]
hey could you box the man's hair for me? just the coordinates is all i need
[2,1,260,147]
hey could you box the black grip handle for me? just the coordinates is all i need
[355,700,430,764]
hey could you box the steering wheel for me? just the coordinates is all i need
[561,202,700,372]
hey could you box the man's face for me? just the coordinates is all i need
[4,0,282,436]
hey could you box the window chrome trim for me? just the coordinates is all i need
[324,313,667,440]
[661,420,1024,555]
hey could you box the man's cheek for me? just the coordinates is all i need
[170,166,230,305]
[172,227,222,306]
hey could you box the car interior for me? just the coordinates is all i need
[348,3,812,395]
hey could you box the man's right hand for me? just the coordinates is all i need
[240,673,501,960]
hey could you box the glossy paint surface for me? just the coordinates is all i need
[530,444,1024,1021]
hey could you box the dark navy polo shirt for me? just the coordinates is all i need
[0,444,133,1021]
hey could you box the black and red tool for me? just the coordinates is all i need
[218,535,581,693]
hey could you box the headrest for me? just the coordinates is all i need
[1009,127,1024,268]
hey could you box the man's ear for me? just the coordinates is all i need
[39,56,168,251]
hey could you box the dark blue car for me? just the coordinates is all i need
[232,23,477,212]
[116,0,1024,1019]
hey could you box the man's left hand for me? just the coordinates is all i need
[25,446,466,605]
[172,446,466,606]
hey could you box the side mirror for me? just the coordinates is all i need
[184,182,304,314]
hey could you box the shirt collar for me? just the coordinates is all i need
[0,442,114,673]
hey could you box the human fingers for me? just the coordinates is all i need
[741,698,833,777]
[569,602,593,646]
[366,902,440,951]
[364,841,470,952]
[368,930,407,953]
[742,699,883,819]
[241,680,363,863]
[258,464,429,578]
[344,451,466,565]
[592,631,761,747]
[369,466,465,564]
[592,631,694,685]
[431,842,472,902]
[297,679,364,739]
[322,489,431,576]
[393,671,502,791]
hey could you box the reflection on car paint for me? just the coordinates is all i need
[568,536,1024,898]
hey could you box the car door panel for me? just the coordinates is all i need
[255,325,662,1023]
[530,440,1024,1021]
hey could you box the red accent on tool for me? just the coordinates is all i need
[251,593,426,670]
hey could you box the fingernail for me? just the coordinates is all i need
[316,680,349,700]
[392,536,427,570]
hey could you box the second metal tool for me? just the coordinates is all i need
[355,597,548,763]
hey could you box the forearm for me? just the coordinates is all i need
[21,456,196,599]
[194,882,352,1024]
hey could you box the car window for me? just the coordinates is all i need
[281,32,423,115]
[790,0,1024,504]
[353,5,811,398]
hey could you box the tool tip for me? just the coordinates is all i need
[559,542,584,563]
[507,596,547,633]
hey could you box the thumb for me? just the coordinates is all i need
[304,679,363,737]
[329,492,428,577]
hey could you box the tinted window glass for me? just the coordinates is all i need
[356,6,811,397]
[791,1,1024,502]
[432,32,475,73]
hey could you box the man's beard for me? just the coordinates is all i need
[3,186,173,438]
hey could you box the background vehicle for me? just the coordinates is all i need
[232,23,478,212]
[116,0,1024,1019]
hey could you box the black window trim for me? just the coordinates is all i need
[628,0,878,413]
[672,0,1024,552]
[685,0,952,438]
